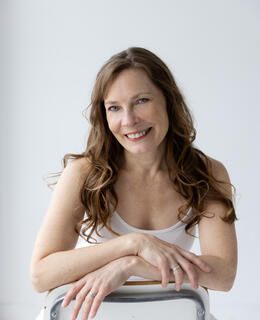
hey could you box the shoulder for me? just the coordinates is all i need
[69,156,91,168]
[206,155,229,176]
[206,155,230,182]
[55,157,92,192]
[203,154,233,201]
[64,157,91,177]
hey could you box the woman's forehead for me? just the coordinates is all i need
[104,69,156,103]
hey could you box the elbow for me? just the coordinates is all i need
[30,263,49,293]
[222,271,237,292]
[30,274,46,293]
[223,281,234,292]
[215,255,237,292]
[30,270,47,293]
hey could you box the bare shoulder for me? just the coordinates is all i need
[30,157,92,264]
[66,157,91,174]
[202,154,233,201]
[59,157,91,184]
[197,154,238,278]
[206,155,228,173]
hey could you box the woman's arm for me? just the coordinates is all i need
[195,159,238,291]
[31,234,137,293]
[30,159,139,293]
[127,159,238,292]
[127,255,235,291]
[126,256,173,282]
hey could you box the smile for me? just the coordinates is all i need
[125,127,152,141]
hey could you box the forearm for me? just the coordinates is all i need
[127,255,236,291]
[126,256,174,282]
[184,255,236,292]
[31,233,137,293]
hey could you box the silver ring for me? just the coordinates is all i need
[88,291,96,299]
[173,265,181,272]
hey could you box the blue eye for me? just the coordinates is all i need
[108,106,119,111]
[107,98,148,111]
[138,98,149,103]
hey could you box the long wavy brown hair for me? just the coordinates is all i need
[45,47,238,244]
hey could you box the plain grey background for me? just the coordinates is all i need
[1,0,260,319]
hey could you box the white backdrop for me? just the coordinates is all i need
[1,0,260,319]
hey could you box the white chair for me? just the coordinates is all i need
[43,281,210,320]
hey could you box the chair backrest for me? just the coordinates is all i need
[43,281,210,320]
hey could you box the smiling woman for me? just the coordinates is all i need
[103,68,169,156]
[31,47,238,320]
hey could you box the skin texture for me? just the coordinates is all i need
[136,234,211,290]
[61,257,134,320]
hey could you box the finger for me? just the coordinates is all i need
[62,282,84,307]
[180,250,211,272]
[158,257,170,288]
[171,263,184,291]
[81,298,92,320]
[70,286,90,320]
[175,253,198,289]
[160,267,171,288]
[88,289,106,319]
[167,254,184,291]
[182,262,198,290]
[81,290,98,320]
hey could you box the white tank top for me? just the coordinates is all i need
[76,206,196,281]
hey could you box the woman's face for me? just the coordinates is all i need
[104,68,169,155]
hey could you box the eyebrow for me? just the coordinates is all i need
[104,92,152,105]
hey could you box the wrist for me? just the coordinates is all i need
[127,232,142,256]
[123,256,139,278]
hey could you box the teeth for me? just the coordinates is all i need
[126,128,150,139]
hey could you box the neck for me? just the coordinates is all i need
[121,143,168,180]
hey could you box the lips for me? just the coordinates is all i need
[124,127,152,137]
[125,127,152,140]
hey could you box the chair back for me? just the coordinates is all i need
[43,281,210,320]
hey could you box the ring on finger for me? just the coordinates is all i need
[88,291,97,299]
[172,265,181,273]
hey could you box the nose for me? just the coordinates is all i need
[121,109,138,127]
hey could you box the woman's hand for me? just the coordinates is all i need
[61,256,134,320]
[136,233,211,291]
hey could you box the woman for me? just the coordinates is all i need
[31,47,238,320]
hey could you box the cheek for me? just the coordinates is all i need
[152,108,168,125]
[164,112,169,128]
[107,116,120,134]
[156,108,169,131]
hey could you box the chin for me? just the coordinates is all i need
[124,146,156,154]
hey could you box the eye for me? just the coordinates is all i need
[138,98,149,104]
[108,106,119,111]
